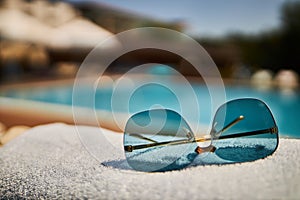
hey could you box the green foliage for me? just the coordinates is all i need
[201,1,300,75]
[239,1,300,72]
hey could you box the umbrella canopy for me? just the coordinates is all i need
[0,8,53,46]
[0,6,116,50]
[50,17,114,49]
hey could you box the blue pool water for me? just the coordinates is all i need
[1,82,299,138]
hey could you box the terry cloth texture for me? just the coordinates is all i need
[0,123,299,199]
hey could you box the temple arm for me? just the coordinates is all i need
[214,115,244,135]
[218,127,277,139]
[128,133,158,143]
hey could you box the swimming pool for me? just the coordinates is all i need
[1,79,299,138]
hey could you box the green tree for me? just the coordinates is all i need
[280,1,300,70]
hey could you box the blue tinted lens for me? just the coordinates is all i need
[211,98,278,163]
[124,109,198,172]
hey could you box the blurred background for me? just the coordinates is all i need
[0,0,299,85]
[0,0,300,142]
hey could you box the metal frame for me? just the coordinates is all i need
[124,115,278,153]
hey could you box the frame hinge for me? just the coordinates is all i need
[271,127,278,134]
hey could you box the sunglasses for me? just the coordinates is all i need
[123,98,279,172]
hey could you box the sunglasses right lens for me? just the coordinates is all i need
[211,98,278,163]
[124,109,198,172]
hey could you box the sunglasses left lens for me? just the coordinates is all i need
[124,109,198,172]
